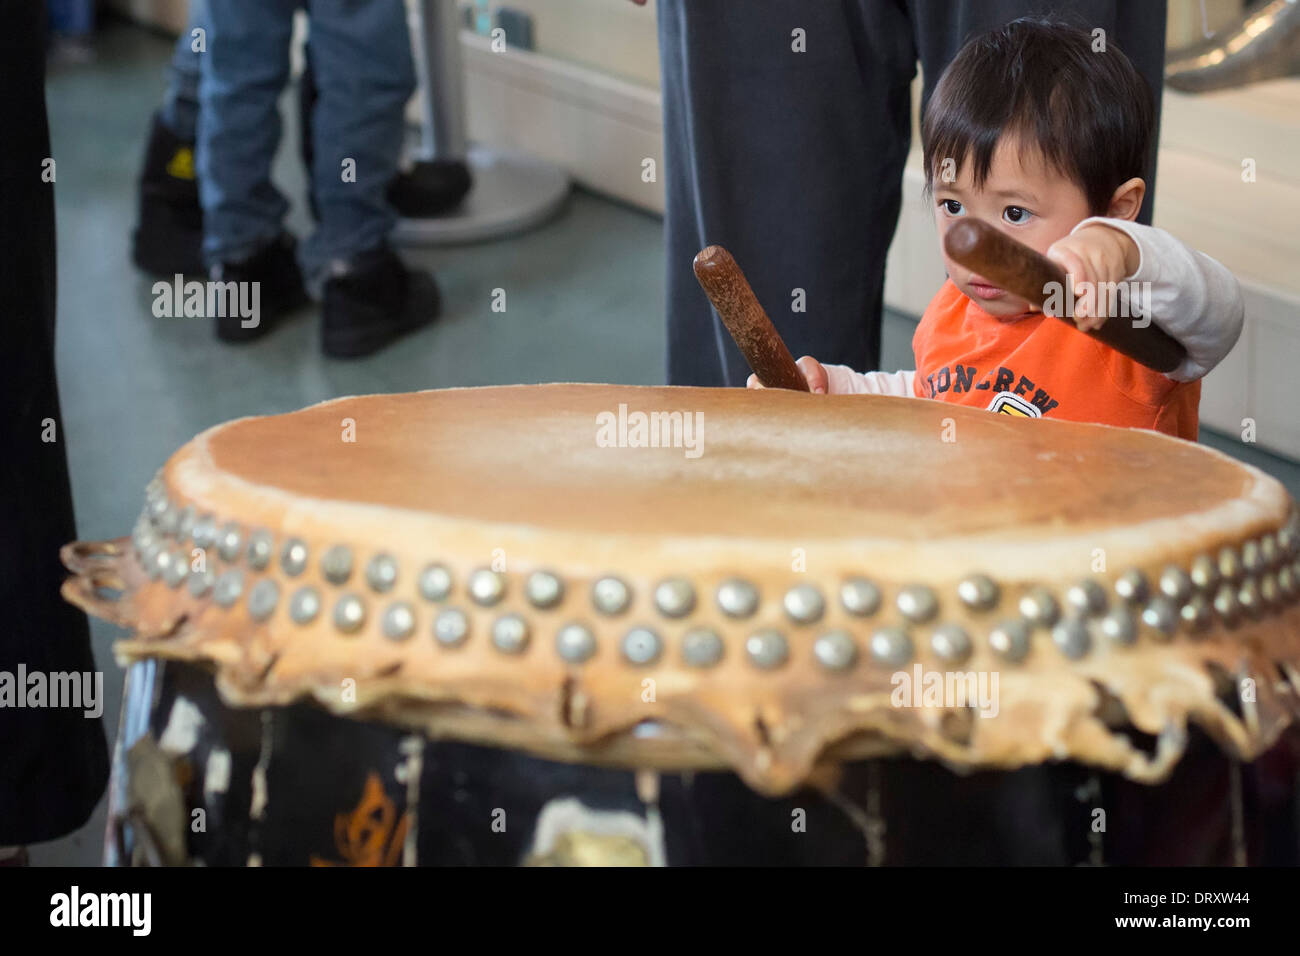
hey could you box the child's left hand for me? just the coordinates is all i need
[1043,223,1140,332]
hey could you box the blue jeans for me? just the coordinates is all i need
[160,0,206,140]
[197,0,415,285]
[47,0,94,36]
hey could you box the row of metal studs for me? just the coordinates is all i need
[134,485,1300,667]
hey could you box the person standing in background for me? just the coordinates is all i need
[132,0,471,282]
[639,0,1167,387]
[198,0,439,357]
[1,0,109,865]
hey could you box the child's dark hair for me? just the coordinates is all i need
[922,18,1154,216]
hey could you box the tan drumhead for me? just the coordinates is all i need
[64,385,1300,794]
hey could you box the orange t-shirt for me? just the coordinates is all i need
[910,280,1199,440]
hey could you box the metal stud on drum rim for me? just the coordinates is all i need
[526,571,564,610]
[840,577,881,617]
[592,576,631,616]
[957,574,999,612]
[989,618,1031,662]
[682,627,724,668]
[716,579,759,619]
[783,584,824,625]
[492,614,530,654]
[745,629,789,669]
[655,578,696,618]
[333,594,366,634]
[813,630,858,672]
[621,627,662,666]
[556,623,596,664]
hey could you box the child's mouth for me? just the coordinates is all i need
[967,276,1006,299]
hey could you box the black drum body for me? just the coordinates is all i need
[105,661,1300,866]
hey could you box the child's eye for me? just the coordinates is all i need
[940,199,963,216]
[1003,205,1033,224]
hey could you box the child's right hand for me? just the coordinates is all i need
[746,356,829,393]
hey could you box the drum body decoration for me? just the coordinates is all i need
[63,385,1300,862]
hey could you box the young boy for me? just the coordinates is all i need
[750,19,1243,442]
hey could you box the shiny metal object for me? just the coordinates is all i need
[840,577,881,616]
[289,587,322,625]
[1066,579,1107,616]
[321,545,354,585]
[813,630,858,672]
[366,553,400,593]
[281,538,309,577]
[930,624,972,664]
[419,563,453,602]
[1158,566,1192,604]
[469,569,506,607]
[682,627,724,668]
[746,629,789,669]
[434,608,469,646]
[716,579,759,618]
[622,627,662,665]
[526,571,564,609]
[654,578,696,618]
[592,576,631,616]
[957,574,999,612]
[213,569,244,608]
[869,627,913,667]
[1100,607,1137,646]
[248,579,280,622]
[1051,616,1091,660]
[1018,588,1059,628]
[382,602,416,641]
[333,593,366,634]
[556,623,596,663]
[247,530,273,571]
[1141,597,1178,637]
[217,523,243,562]
[988,618,1031,662]
[783,584,825,625]
[1165,0,1300,94]
[896,585,938,623]
[492,613,530,654]
[1114,569,1149,604]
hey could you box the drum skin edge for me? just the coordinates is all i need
[61,384,1300,797]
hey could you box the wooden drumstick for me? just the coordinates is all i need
[943,218,1186,374]
[693,246,810,391]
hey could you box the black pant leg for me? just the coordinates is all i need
[0,0,109,844]
[908,0,1167,224]
[658,0,916,386]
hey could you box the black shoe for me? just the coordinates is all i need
[210,234,309,343]
[131,111,205,276]
[322,244,440,358]
[387,160,473,218]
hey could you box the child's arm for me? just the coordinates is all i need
[747,356,916,395]
[1055,217,1245,382]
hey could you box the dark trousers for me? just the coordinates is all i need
[658,0,1167,387]
[0,0,108,843]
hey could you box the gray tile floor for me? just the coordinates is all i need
[31,21,1300,865]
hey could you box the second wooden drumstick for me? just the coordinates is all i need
[693,245,810,392]
[944,218,1186,374]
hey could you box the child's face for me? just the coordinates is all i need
[932,135,1094,318]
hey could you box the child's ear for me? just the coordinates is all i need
[1106,177,1146,221]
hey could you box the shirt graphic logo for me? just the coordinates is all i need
[987,392,1042,418]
